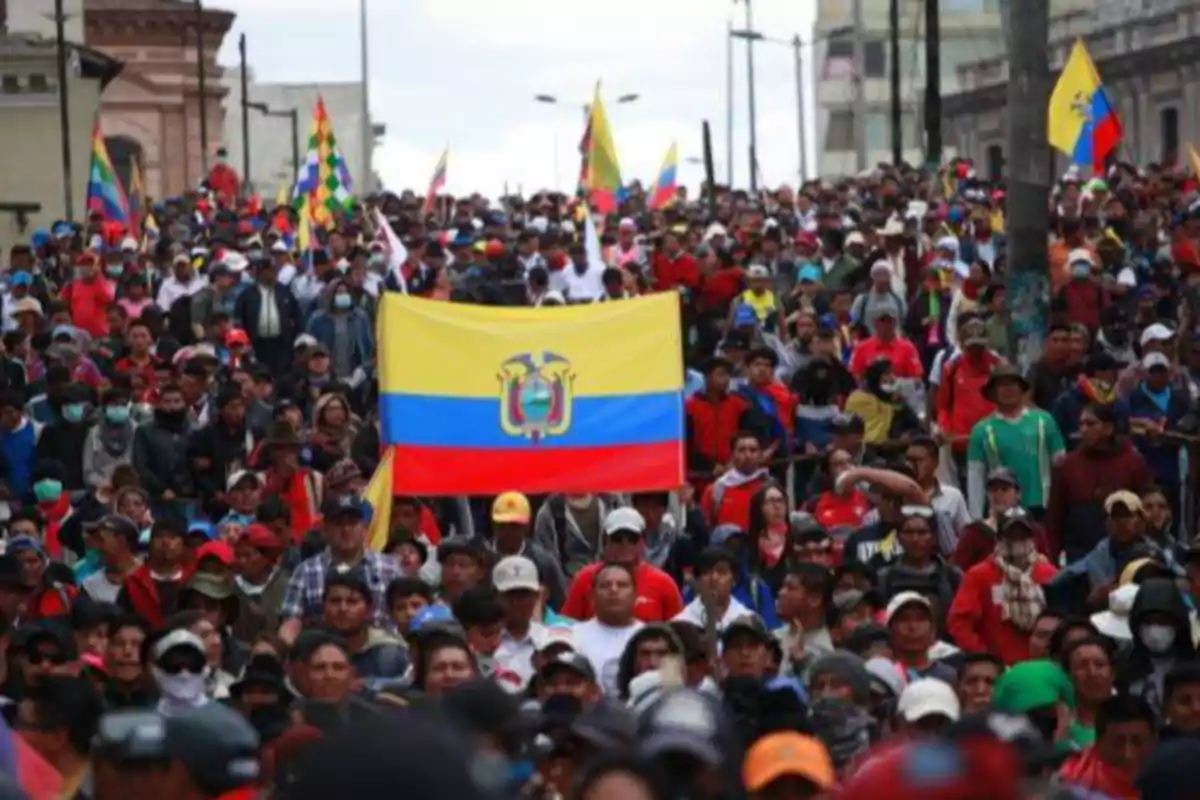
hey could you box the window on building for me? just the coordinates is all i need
[1161,107,1179,164]
[986,145,1004,181]
[28,74,48,92]
[0,75,19,93]
[866,111,921,156]
[825,111,854,152]
[864,41,887,77]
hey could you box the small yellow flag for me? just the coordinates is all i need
[365,448,395,552]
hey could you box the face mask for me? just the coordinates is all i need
[33,479,62,503]
[999,538,1035,566]
[62,403,87,423]
[369,254,385,268]
[105,404,131,425]
[152,666,210,703]
[74,268,90,281]
[1140,623,1177,654]
[334,293,353,310]
[879,381,896,394]
[1072,263,1091,279]
[106,265,124,278]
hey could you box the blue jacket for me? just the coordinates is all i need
[306,308,375,374]
[1116,384,1190,485]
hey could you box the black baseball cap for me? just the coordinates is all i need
[321,495,368,521]
[986,467,1020,489]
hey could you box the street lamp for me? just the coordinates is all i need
[731,0,759,192]
[248,102,301,189]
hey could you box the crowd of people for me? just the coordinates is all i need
[0,158,1198,799]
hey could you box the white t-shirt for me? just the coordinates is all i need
[672,596,752,633]
[572,618,643,696]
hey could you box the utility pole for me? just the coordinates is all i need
[1004,0,1052,370]
[288,108,300,187]
[53,0,73,221]
[360,0,372,192]
[888,0,902,165]
[194,0,209,174]
[726,18,735,187]
[924,0,942,168]
[742,0,760,192]
[792,35,808,183]
[239,33,250,193]
[851,0,867,172]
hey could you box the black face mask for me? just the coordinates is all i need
[1105,327,1128,346]
[156,409,187,429]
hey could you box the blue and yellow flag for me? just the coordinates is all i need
[365,447,395,552]
[377,294,684,495]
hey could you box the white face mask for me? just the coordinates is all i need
[152,666,210,703]
[1139,623,1177,655]
[879,381,897,394]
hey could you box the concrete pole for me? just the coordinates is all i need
[744,0,760,192]
[1004,0,1052,370]
[851,0,867,172]
[793,35,807,183]
[726,19,735,187]
[360,0,371,192]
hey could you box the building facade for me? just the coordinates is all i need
[84,0,234,200]
[813,0,1090,177]
[0,34,120,246]
[220,70,385,201]
[945,0,1200,178]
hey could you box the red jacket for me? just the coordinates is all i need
[1054,279,1107,333]
[936,350,1001,451]
[651,250,700,292]
[25,582,77,620]
[698,267,743,312]
[561,561,683,623]
[119,563,194,630]
[1056,747,1138,799]
[946,555,1058,665]
[686,393,750,473]
[36,494,73,561]
[60,277,116,338]
[701,473,768,531]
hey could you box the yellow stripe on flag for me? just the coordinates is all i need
[365,447,395,552]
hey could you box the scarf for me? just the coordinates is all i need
[98,420,134,456]
[1078,374,1118,405]
[994,540,1045,631]
[713,467,769,493]
[810,697,874,771]
[1141,382,1171,413]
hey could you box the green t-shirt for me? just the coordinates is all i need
[967,409,1066,509]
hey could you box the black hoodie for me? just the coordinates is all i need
[1118,577,1195,715]
[614,624,684,702]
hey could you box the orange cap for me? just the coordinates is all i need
[742,732,835,792]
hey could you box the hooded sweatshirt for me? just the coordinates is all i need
[614,624,684,701]
[1119,577,1195,716]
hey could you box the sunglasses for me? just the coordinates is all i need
[26,651,68,667]
[158,658,205,676]
[900,505,935,519]
[607,532,641,545]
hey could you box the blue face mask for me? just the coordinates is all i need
[1072,263,1091,279]
[105,404,131,425]
[62,403,87,423]
[334,294,353,310]
[33,479,62,503]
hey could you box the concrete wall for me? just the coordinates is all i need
[0,48,102,250]
[6,0,83,42]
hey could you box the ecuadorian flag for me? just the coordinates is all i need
[378,294,685,495]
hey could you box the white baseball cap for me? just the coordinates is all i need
[845,231,866,247]
[1140,323,1174,347]
[897,678,961,723]
[492,555,540,593]
[883,591,932,626]
[603,507,646,537]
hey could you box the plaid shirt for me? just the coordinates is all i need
[280,550,402,628]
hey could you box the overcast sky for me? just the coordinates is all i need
[214,0,815,197]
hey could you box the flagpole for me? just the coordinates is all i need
[360,0,371,192]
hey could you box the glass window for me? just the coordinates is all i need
[866,111,920,154]
[1161,107,1179,163]
[826,111,854,151]
[986,145,1004,180]
[864,41,887,78]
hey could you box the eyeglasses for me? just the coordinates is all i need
[900,505,935,519]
